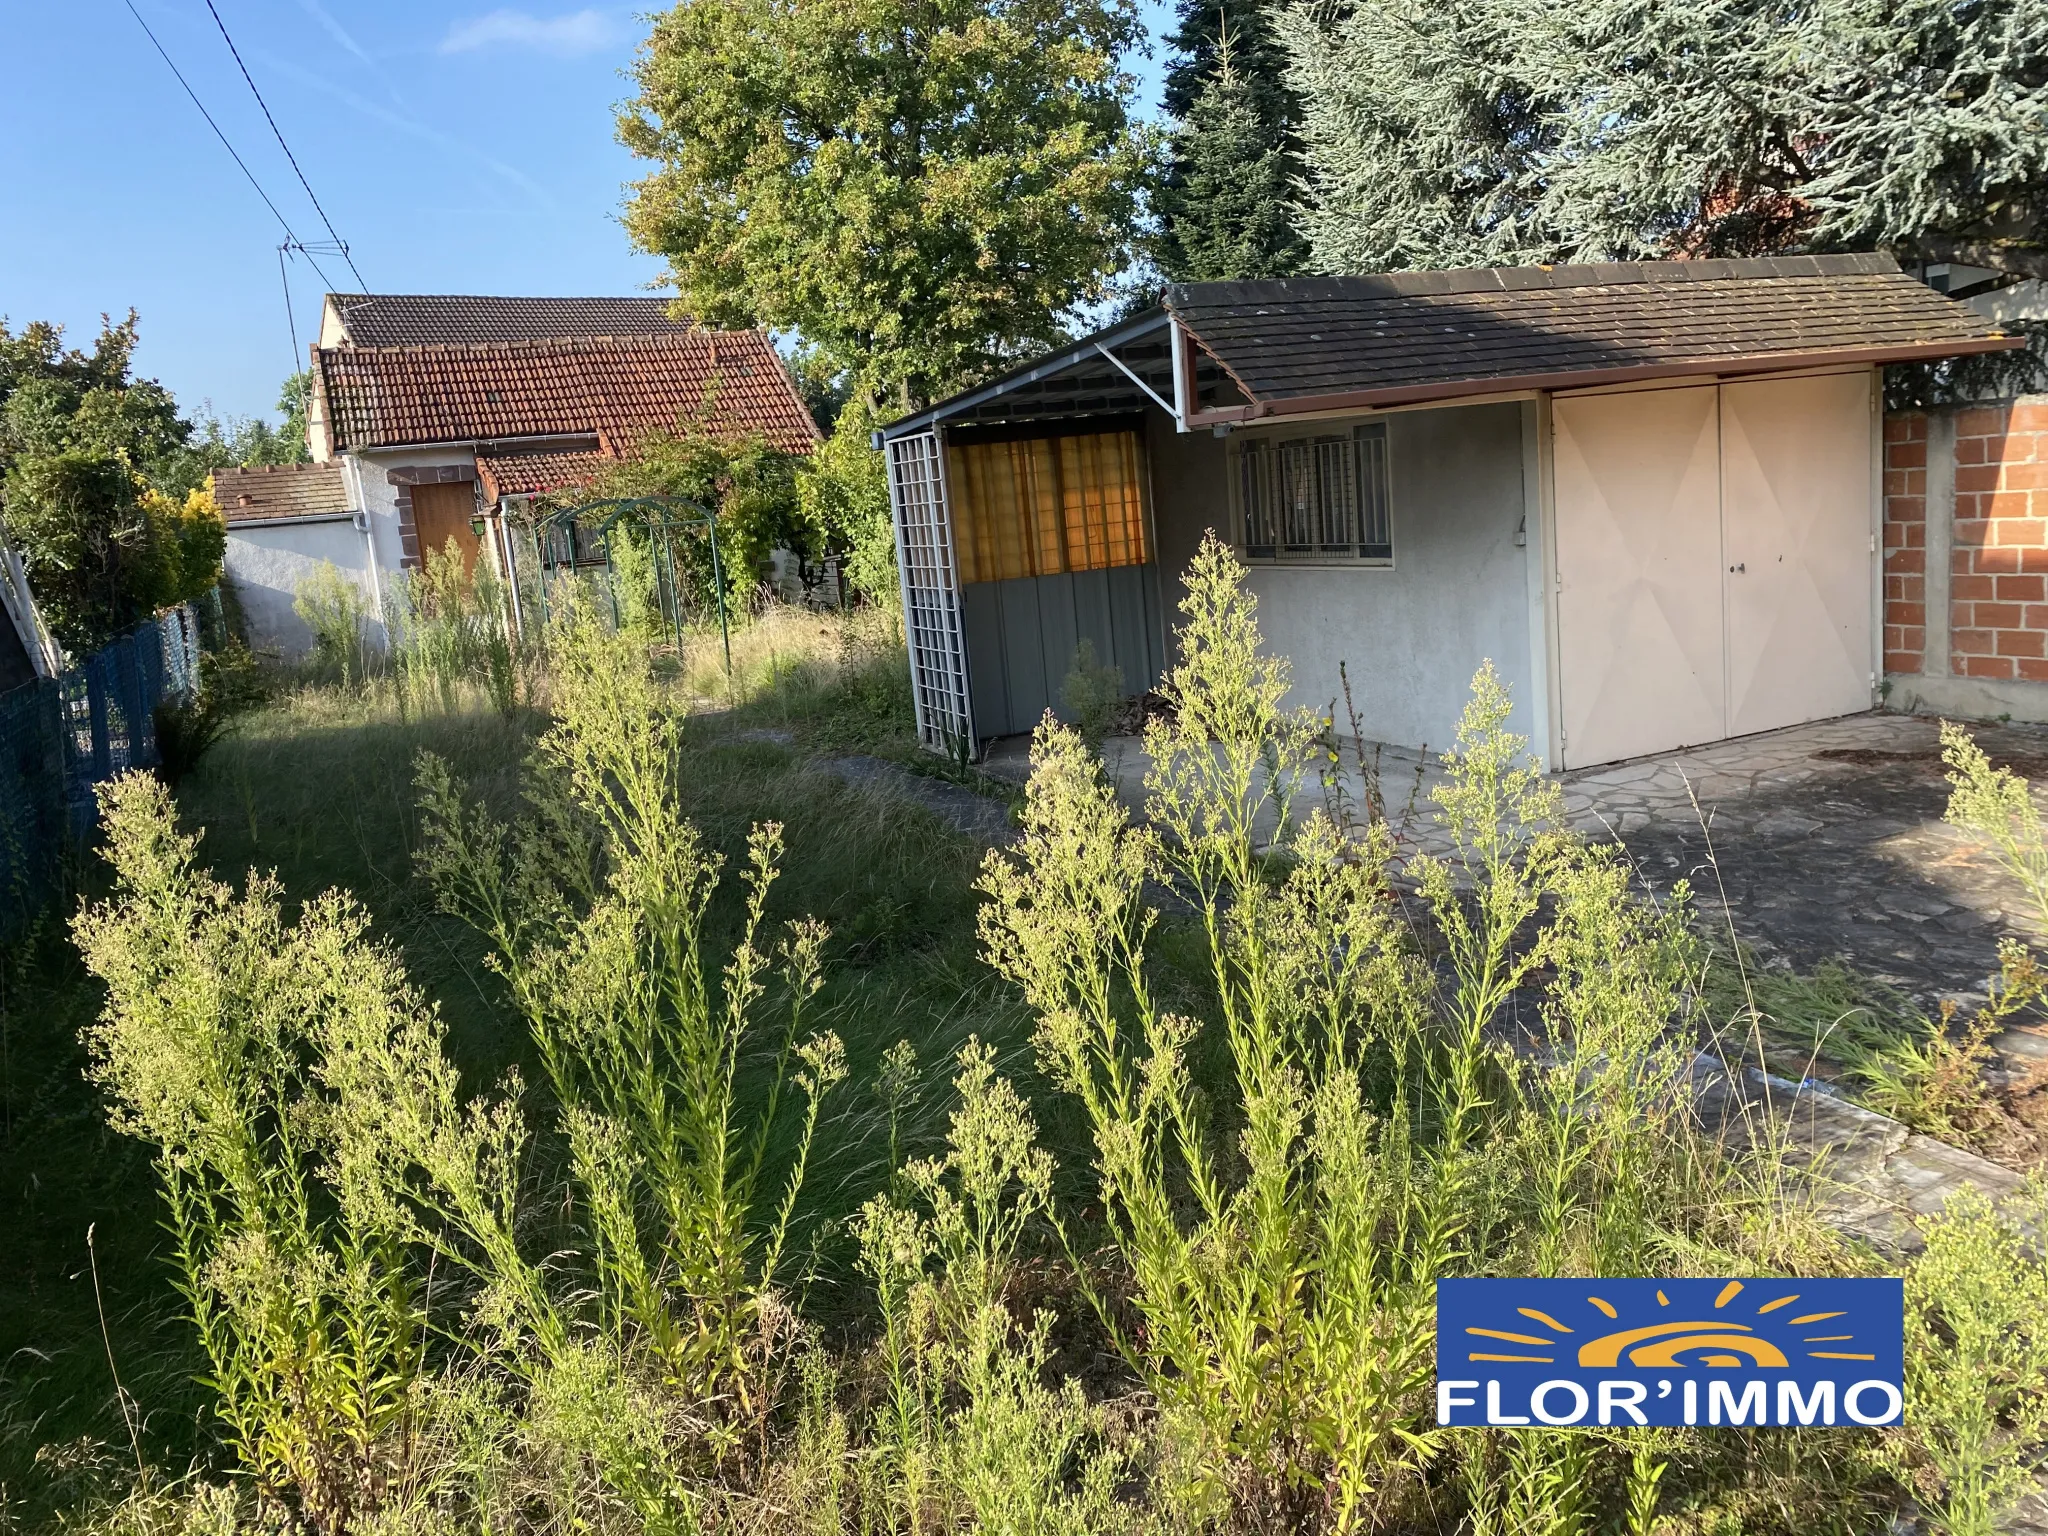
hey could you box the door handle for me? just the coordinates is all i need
[1728,562,1746,573]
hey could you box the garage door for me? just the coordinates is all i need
[1553,373,1874,768]
[1554,386,1726,767]
[1722,373,1875,738]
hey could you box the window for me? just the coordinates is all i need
[1234,423,1391,563]
[950,428,1150,584]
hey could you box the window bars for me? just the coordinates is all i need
[1237,422,1391,562]
[887,432,975,754]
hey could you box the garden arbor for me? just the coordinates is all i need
[530,494,732,672]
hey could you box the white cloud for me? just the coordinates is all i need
[439,9,622,57]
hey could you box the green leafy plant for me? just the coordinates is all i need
[1059,637,1125,751]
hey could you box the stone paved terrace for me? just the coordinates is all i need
[984,710,2048,1079]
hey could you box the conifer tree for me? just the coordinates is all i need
[1156,4,1306,280]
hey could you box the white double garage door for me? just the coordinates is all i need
[1552,371,1878,769]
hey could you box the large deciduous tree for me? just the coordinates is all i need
[1155,0,1306,280]
[1283,0,2048,282]
[617,0,1152,410]
[0,313,234,653]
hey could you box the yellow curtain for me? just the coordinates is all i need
[950,430,1149,584]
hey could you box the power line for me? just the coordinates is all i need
[119,0,304,247]
[202,0,368,293]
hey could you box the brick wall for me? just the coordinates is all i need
[1884,397,2048,691]
[1949,402,2048,681]
[1883,414,1927,675]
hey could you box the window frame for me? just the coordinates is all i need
[1230,421,1394,568]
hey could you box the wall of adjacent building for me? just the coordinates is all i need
[224,515,379,661]
[1883,396,2048,719]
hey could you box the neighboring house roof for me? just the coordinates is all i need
[1165,253,2021,420]
[313,330,820,459]
[327,293,691,349]
[211,462,354,523]
[475,442,613,501]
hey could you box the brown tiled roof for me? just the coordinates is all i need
[314,330,820,455]
[476,444,611,500]
[211,462,352,524]
[1165,253,2021,418]
[329,294,691,349]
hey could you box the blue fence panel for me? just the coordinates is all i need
[0,604,200,935]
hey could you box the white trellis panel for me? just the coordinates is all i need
[887,431,976,753]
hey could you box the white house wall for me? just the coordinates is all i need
[1145,402,1540,759]
[225,516,378,661]
[347,446,480,597]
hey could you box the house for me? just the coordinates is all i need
[877,254,2018,769]
[219,294,819,658]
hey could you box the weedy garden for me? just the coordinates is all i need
[4,539,2047,1536]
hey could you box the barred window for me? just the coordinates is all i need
[1235,423,1391,563]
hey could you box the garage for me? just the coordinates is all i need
[1552,370,1878,767]
[880,255,2016,768]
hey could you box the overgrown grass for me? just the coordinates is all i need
[10,578,2048,1535]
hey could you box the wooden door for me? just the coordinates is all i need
[1553,387,1727,767]
[411,481,481,575]
[1720,372,1875,737]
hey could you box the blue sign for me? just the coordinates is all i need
[1435,1278,1903,1428]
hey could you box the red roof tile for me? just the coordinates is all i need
[314,330,819,456]
[475,445,611,500]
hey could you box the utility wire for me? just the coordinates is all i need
[203,0,368,293]
[120,0,303,247]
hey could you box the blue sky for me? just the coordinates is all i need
[0,2,1175,427]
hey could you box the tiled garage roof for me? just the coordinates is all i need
[1165,254,2021,419]
[329,294,691,349]
[313,330,820,455]
[211,462,352,523]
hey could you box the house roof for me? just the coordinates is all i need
[327,293,691,349]
[475,443,612,501]
[1165,253,2020,421]
[879,253,2021,440]
[313,330,821,457]
[211,461,353,524]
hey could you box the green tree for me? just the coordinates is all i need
[796,399,897,606]
[0,312,232,652]
[1156,4,1305,280]
[1157,32,1307,281]
[618,0,1153,410]
[1283,0,2048,282]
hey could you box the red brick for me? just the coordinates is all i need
[1997,574,2045,601]
[1957,464,2001,494]
[1886,653,1923,675]
[2012,403,2048,432]
[1890,496,1927,522]
[1998,628,2047,658]
[2018,657,2048,682]
[1990,493,2042,520]
[1958,405,2011,436]
[1955,627,1998,655]
[1885,414,1923,443]
[1885,548,1927,575]
[1957,435,1989,464]
[1964,653,2017,679]
[2003,461,2048,491]
[2025,603,2048,628]
[1957,547,1981,574]
[1890,600,1926,626]
[1993,517,2048,547]
[2018,547,2048,573]
[1955,518,1991,546]
[1982,547,2027,573]
[1951,573,1997,601]
[1888,440,1928,469]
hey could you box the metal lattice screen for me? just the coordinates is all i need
[887,432,975,752]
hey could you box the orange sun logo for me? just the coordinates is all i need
[1463,1281,1874,1369]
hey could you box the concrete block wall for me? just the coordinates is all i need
[1884,395,2048,719]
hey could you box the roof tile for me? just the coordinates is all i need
[315,331,819,456]
[211,462,352,524]
[330,294,691,349]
